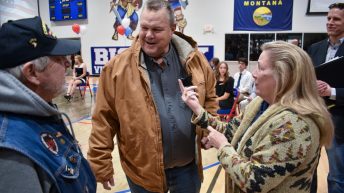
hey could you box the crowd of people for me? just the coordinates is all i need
[0,1,343,193]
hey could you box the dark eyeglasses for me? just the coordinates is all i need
[329,3,344,10]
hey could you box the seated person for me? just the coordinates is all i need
[215,61,234,114]
[64,55,87,100]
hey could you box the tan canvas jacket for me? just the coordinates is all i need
[87,32,218,192]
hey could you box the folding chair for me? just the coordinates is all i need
[78,72,93,99]
[218,89,240,122]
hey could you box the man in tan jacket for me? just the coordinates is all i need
[87,0,218,192]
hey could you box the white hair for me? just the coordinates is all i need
[6,56,50,80]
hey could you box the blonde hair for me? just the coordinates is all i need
[261,41,333,147]
[75,55,83,64]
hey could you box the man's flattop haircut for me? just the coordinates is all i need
[329,2,344,10]
[238,57,248,66]
[143,0,175,26]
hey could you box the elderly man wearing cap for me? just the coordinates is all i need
[0,17,96,193]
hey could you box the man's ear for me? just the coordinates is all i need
[21,62,40,85]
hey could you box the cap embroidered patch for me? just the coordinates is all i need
[59,138,66,145]
[41,20,57,39]
[55,131,62,138]
[28,38,38,48]
[41,133,59,155]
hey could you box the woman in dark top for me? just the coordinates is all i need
[215,61,234,114]
[64,55,87,101]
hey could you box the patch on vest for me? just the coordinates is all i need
[41,133,58,155]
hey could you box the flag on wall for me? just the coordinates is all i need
[0,0,39,25]
[234,0,293,31]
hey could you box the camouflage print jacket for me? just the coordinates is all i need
[193,97,321,193]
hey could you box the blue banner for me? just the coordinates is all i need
[90,45,214,75]
[234,0,293,31]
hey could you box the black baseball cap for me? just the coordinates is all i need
[0,16,80,69]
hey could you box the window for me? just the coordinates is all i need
[250,33,275,61]
[224,32,328,61]
[276,33,303,47]
[224,34,249,61]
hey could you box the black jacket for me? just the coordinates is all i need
[308,39,344,142]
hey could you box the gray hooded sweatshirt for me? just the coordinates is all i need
[0,70,66,193]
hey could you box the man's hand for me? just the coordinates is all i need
[317,80,332,97]
[102,177,115,190]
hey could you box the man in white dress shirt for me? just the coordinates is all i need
[233,57,254,102]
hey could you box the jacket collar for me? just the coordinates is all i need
[232,97,288,151]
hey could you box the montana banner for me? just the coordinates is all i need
[234,0,293,31]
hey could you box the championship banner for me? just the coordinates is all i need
[91,45,214,75]
[234,0,293,31]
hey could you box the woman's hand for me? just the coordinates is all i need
[178,79,202,115]
[204,126,229,150]
[201,137,212,149]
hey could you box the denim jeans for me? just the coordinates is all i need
[127,161,201,193]
[327,139,344,193]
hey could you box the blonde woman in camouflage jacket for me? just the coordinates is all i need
[180,41,334,193]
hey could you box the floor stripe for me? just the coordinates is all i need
[69,115,91,125]
[115,189,131,193]
[203,161,220,170]
[206,165,222,193]
[78,121,92,124]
